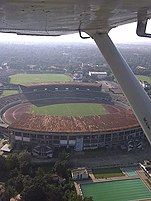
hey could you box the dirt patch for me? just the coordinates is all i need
[3,103,31,124]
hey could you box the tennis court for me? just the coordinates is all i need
[81,178,151,201]
[121,167,140,176]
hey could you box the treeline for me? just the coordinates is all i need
[0,151,93,201]
[0,43,151,72]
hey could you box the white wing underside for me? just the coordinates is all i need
[0,0,151,36]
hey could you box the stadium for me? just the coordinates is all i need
[0,81,146,156]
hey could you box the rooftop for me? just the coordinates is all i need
[20,82,102,87]
[9,110,139,133]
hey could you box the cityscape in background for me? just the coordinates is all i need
[0,42,151,201]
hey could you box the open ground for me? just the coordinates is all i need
[136,75,151,84]
[9,73,73,84]
[31,103,109,116]
[1,90,18,97]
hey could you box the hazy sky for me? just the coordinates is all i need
[0,21,151,44]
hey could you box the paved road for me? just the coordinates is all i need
[70,147,151,168]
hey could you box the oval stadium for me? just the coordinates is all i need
[0,82,146,156]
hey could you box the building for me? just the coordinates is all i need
[71,167,89,180]
[0,82,147,152]
[32,145,53,158]
[89,72,107,80]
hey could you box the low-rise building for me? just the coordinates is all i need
[71,167,89,180]
[89,71,107,80]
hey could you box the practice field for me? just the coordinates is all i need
[10,73,73,84]
[137,75,151,84]
[1,90,18,97]
[81,179,151,201]
[93,168,123,178]
[31,103,109,116]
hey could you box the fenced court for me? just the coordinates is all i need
[81,178,151,201]
[121,167,140,177]
[92,167,123,178]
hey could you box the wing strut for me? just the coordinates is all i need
[89,32,151,143]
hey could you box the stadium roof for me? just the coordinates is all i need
[20,82,102,87]
[9,111,139,134]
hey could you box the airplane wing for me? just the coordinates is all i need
[0,0,151,36]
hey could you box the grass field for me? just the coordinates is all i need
[10,73,73,84]
[93,168,123,178]
[1,90,18,97]
[81,178,151,201]
[31,103,109,116]
[137,75,151,84]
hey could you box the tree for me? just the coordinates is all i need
[36,167,45,177]
[54,151,70,179]
[14,174,24,193]
[54,160,69,178]
[4,185,17,201]
[67,193,83,201]
[46,184,64,201]
[6,153,19,170]
[0,155,6,172]
[19,150,31,163]
[18,151,31,175]
[22,184,47,201]
[19,160,30,175]
[58,151,70,161]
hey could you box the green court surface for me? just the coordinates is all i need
[81,179,151,201]
[10,73,73,84]
[136,75,151,84]
[126,170,137,177]
[1,90,18,97]
[31,103,109,116]
[121,167,139,177]
[93,168,123,178]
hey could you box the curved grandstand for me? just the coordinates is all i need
[0,82,146,152]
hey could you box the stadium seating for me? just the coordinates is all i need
[20,83,112,104]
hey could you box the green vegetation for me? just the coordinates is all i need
[136,75,151,84]
[0,150,92,201]
[81,179,151,201]
[10,74,73,84]
[93,168,123,178]
[1,90,18,97]
[31,103,109,116]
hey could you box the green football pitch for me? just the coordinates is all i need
[1,90,18,97]
[10,73,73,84]
[137,75,151,84]
[31,103,109,116]
[81,179,151,201]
